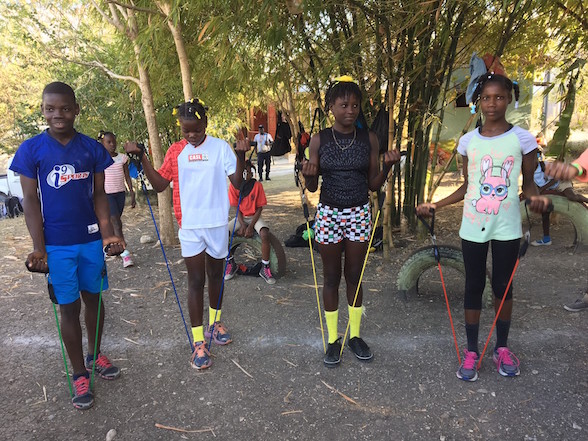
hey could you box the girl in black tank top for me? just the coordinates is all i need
[301,77,401,367]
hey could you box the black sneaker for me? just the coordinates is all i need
[259,263,276,285]
[324,338,342,368]
[347,337,373,362]
[72,375,94,410]
[265,176,271,181]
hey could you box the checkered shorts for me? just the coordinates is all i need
[314,202,372,244]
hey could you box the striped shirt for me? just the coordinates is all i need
[104,153,128,194]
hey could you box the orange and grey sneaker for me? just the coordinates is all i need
[72,374,94,410]
[85,353,121,380]
[204,321,233,345]
[190,341,212,370]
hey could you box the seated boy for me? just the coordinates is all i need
[225,160,275,284]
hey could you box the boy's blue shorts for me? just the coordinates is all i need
[46,240,109,305]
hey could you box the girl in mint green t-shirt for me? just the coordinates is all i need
[417,73,551,382]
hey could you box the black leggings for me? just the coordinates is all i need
[462,238,520,310]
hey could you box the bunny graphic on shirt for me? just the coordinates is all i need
[472,154,514,215]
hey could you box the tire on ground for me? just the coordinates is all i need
[231,232,287,278]
[396,245,492,304]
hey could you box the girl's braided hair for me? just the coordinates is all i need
[174,98,208,120]
[324,76,362,111]
[97,130,115,141]
[471,73,520,109]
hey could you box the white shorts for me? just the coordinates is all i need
[228,216,269,236]
[556,180,573,192]
[178,226,229,259]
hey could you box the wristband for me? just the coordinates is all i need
[571,162,584,176]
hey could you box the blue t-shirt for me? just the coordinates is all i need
[10,131,113,246]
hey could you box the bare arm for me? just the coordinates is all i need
[246,206,263,235]
[367,131,401,191]
[94,172,125,253]
[21,175,48,271]
[416,156,468,216]
[228,138,249,189]
[522,150,551,213]
[123,142,171,192]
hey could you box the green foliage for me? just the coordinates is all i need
[1,0,587,229]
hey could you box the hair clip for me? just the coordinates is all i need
[195,112,201,119]
[172,108,178,116]
[470,103,476,114]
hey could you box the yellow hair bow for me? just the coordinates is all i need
[334,75,356,84]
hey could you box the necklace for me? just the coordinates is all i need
[332,127,356,151]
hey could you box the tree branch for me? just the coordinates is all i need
[90,0,125,34]
[555,1,588,31]
[106,0,162,16]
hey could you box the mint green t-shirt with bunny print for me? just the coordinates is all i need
[457,126,537,243]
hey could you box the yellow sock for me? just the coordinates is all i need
[325,309,339,344]
[348,305,362,339]
[191,326,204,344]
[209,306,221,325]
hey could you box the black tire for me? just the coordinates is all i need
[396,245,492,304]
[230,232,287,278]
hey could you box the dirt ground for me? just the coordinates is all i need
[0,171,587,441]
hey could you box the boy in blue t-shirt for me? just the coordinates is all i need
[10,82,125,410]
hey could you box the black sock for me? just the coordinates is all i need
[73,371,89,381]
[465,323,479,354]
[495,319,511,350]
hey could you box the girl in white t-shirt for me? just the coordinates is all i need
[100,131,135,268]
[417,74,550,382]
[124,100,249,371]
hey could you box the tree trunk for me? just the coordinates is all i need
[156,1,193,101]
[134,44,176,245]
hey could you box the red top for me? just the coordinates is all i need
[158,139,188,226]
[229,180,267,217]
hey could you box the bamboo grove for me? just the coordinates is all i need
[1,0,586,248]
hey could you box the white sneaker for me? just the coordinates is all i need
[531,238,551,246]
[122,255,134,268]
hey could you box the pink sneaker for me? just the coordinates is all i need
[456,349,479,382]
[224,258,237,280]
[493,347,520,377]
[122,255,134,268]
